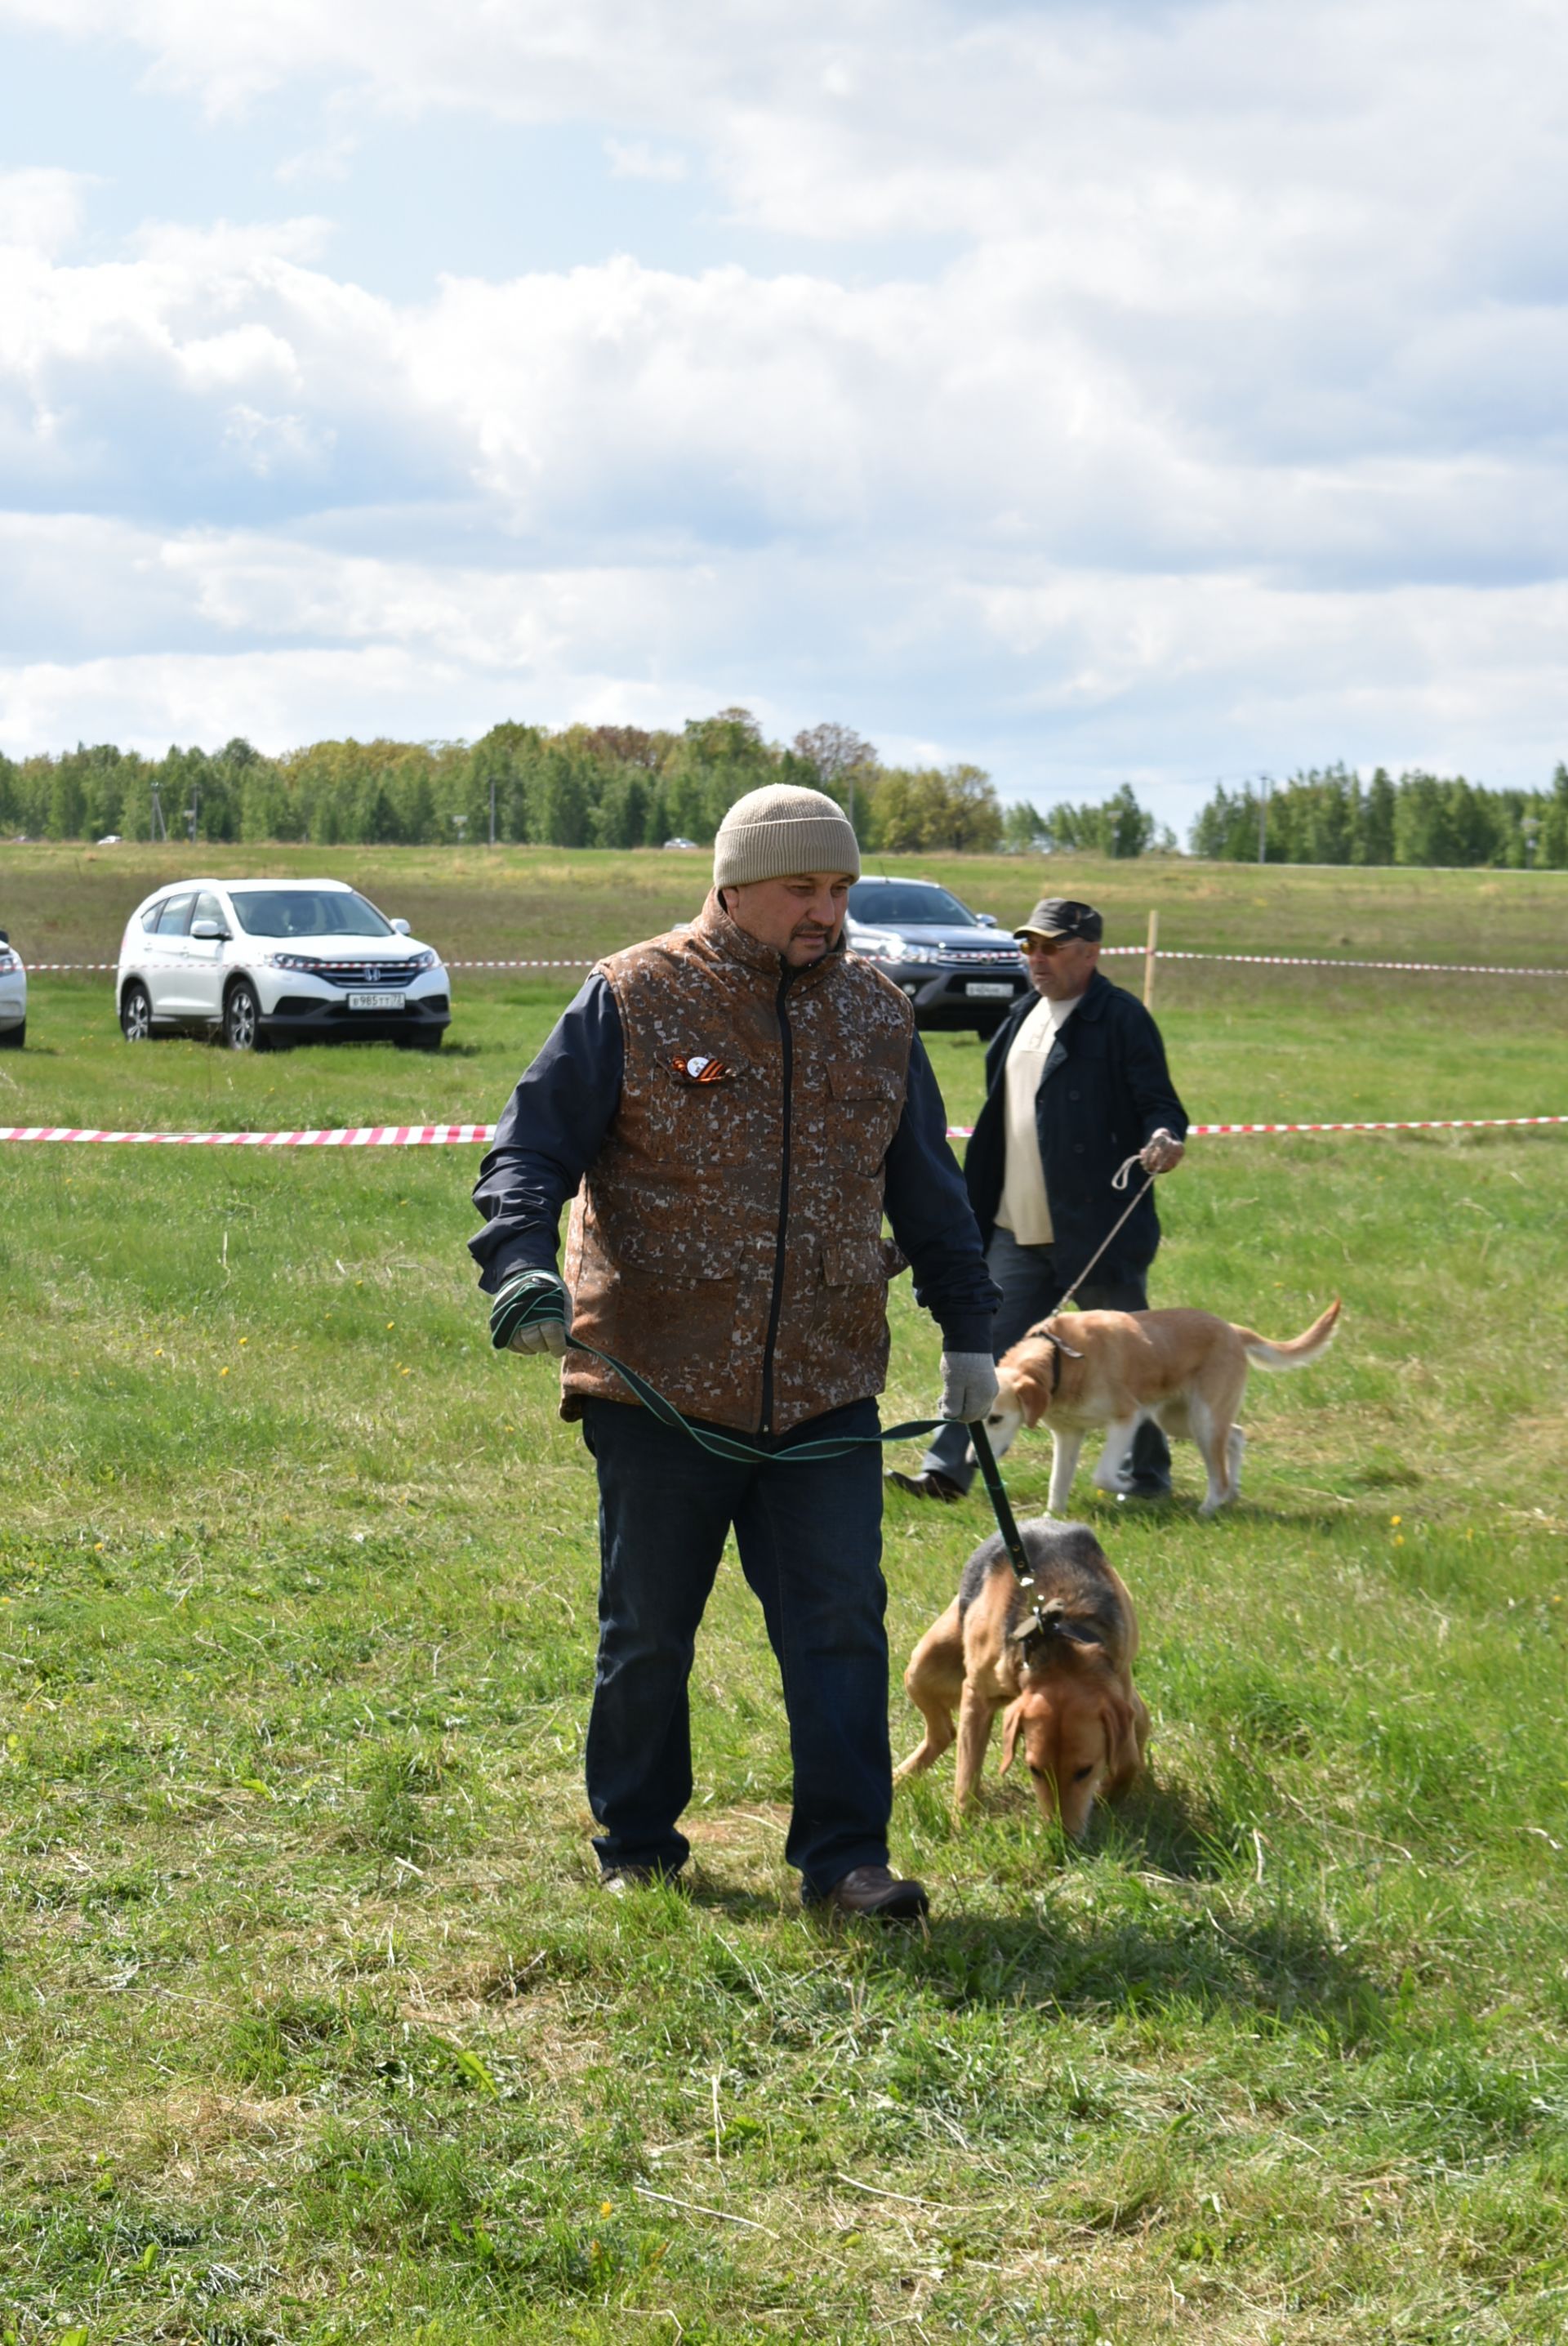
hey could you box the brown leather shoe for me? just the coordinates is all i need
[884,1468,965,1504]
[811,1864,929,1921]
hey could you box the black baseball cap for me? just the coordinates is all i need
[1013,898,1103,943]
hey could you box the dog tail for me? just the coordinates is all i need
[1238,1297,1341,1371]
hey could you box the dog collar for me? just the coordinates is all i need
[1028,1326,1082,1397]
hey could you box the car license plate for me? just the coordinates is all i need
[347,990,406,1010]
[965,980,1016,997]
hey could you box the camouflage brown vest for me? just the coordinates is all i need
[562,893,915,1434]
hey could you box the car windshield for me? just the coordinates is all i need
[849,881,978,928]
[227,889,393,939]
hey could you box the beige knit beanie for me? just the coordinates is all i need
[712,784,861,890]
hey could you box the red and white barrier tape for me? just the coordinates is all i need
[1100,948,1568,975]
[2,1113,1565,1148]
[0,1123,496,1147]
[20,957,593,974]
[19,949,1568,977]
[947,1114,1568,1140]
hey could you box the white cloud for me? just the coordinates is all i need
[3,0,1568,805]
[0,167,92,256]
[604,139,688,185]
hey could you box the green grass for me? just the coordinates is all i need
[2,863,1567,2342]
[4,837,1568,967]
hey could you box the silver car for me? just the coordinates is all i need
[843,877,1029,1033]
[0,930,24,1049]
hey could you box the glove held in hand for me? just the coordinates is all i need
[490,1269,572,1357]
[939,1349,1000,1424]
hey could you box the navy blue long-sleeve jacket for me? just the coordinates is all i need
[470,972,999,1353]
[962,970,1188,1281]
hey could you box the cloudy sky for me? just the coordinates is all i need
[2,0,1566,827]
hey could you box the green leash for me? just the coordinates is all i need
[490,1273,1038,1589]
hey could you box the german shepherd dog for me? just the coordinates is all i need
[894,1519,1149,1838]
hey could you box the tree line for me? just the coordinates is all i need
[4,720,1566,867]
[1187,764,1568,868]
[0,715,1009,855]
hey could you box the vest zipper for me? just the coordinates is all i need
[758,966,795,1433]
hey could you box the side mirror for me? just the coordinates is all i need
[390,917,411,935]
[190,919,229,941]
[975,912,998,928]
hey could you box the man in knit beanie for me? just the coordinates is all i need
[470,782,999,1921]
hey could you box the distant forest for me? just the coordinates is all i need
[3,715,1566,867]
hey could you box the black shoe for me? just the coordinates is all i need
[808,1864,930,1921]
[884,1468,965,1504]
[1116,1474,1173,1503]
[599,1862,688,1896]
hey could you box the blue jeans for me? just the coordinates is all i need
[920,1225,1172,1492]
[579,1395,893,1898]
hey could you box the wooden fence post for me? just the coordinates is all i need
[1143,908,1159,1008]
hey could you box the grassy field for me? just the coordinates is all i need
[2,851,1567,2343]
[5,839,1568,969]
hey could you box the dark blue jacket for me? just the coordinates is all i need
[962,970,1188,1282]
[470,971,1000,1352]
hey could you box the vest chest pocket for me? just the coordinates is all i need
[826,1062,903,1177]
[647,1064,756,1166]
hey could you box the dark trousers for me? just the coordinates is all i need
[580,1394,892,1899]
[920,1225,1172,1492]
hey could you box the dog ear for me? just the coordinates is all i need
[1013,1357,1054,1427]
[1100,1688,1135,1766]
[999,1696,1026,1776]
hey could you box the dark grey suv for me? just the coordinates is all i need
[844,877,1030,1033]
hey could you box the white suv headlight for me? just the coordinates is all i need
[0,947,21,976]
[410,949,439,972]
[263,952,325,974]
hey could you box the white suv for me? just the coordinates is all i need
[0,930,24,1049]
[117,878,451,1051]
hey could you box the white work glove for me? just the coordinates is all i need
[489,1268,572,1357]
[1139,1126,1185,1175]
[939,1350,1000,1424]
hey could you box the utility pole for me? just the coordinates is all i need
[489,773,497,848]
[1256,775,1272,865]
[149,783,167,843]
[184,785,200,844]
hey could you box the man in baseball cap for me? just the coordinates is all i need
[1013,898,1103,945]
[890,891,1187,1507]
